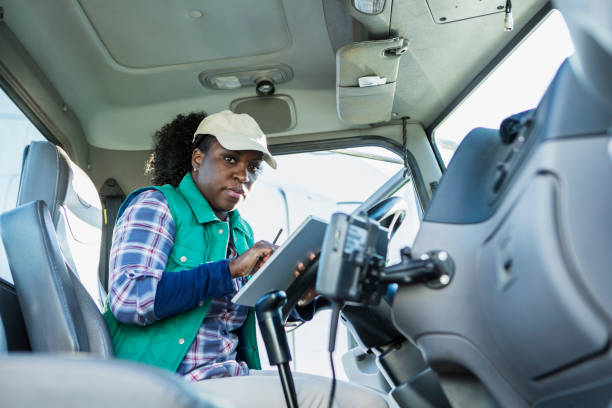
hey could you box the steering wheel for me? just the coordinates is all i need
[366,196,408,240]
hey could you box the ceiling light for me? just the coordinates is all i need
[188,10,203,19]
[352,0,386,15]
[198,64,293,91]
[210,76,242,90]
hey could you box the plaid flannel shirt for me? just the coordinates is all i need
[108,189,250,381]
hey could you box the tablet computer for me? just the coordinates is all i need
[232,216,328,306]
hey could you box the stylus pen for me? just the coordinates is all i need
[272,228,283,245]
[247,228,283,277]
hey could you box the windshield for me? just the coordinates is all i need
[433,10,574,166]
[240,146,421,379]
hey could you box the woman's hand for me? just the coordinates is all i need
[294,252,318,306]
[229,240,278,279]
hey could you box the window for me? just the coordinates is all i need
[239,146,421,379]
[434,10,574,166]
[0,88,46,283]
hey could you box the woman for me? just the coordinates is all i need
[103,110,387,407]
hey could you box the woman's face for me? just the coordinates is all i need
[191,138,263,220]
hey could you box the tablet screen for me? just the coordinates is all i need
[232,216,328,306]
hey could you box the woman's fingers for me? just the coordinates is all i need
[293,252,319,305]
[230,241,277,278]
[294,252,316,277]
[244,247,317,280]
[298,288,318,306]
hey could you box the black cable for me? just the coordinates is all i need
[327,302,342,408]
[328,351,336,408]
[402,117,409,178]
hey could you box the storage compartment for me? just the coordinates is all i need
[337,82,396,124]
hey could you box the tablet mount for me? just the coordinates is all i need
[315,212,455,408]
[255,211,455,408]
[316,212,455,306]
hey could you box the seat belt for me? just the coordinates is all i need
[98,178,125,293]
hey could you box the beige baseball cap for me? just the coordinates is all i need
[193,110,277,169]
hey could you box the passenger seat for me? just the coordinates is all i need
[0,144,233,407]
[0,200,112,356]
[16,141,106,309]
[0,141,111,356]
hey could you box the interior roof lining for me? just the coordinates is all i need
[75,0,293,70]
[0,0,549,153]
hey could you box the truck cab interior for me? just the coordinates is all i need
[0,0,610,407]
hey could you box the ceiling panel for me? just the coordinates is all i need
[76,0,291,68]
[1,0,550,151]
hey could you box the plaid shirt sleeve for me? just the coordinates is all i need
[108,189,175,326]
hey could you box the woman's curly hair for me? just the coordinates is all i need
[145,112,214,187]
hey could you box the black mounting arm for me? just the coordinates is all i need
[374,247,455,289]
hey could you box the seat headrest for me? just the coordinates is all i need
[17,141,102,240]
[16,141,104,308]
[554,0,612,105]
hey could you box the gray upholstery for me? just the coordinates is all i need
[17,141,105,309]
[0,354,233,408]
[0,315,7,353]
[0,200,112,357]
[69,263,114,357]
[1,143,231,405]
[554,0,612,106]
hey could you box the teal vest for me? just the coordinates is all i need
[103,173,261,372]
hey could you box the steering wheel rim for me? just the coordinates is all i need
[366,196,408,240]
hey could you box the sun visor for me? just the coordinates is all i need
[336,37,407,125]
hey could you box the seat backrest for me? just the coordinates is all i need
[0,354,231,408]
[393,57,612,406]
[0,314,7,354]
[0,200,112,357]
[16,141,106,309]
